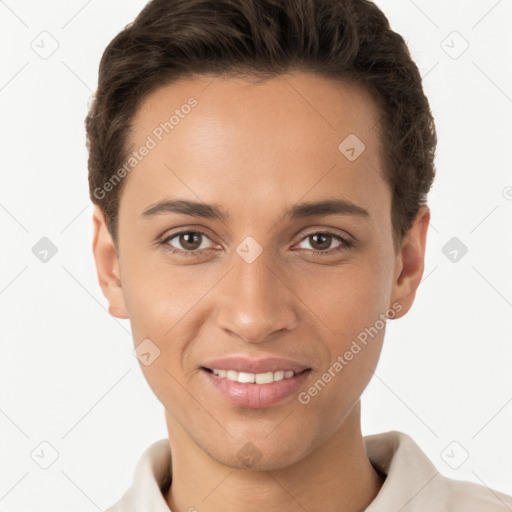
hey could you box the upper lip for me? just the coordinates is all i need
[201,357,311,374]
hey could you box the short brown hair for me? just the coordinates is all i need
[85,0,436,250]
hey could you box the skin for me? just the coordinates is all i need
[93,72,430,512]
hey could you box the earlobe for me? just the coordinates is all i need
[390,204,431,319]
[92,206,129,319]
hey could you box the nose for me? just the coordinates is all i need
[214,249,299,344]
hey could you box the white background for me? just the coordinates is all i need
[0,0,511,510]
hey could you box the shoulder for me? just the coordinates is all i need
[104,488,135,512]
[103,439,172,512]
[364,430,512,512]
[433,474,512,511]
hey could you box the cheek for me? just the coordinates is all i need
[294,252,393,340]
[120,252,208,338]
[120,257,217,397]
[294,248,393,397]
[121,265,199,407]
[299,273,389,416]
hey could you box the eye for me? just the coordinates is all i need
[161,230,217,256]
[159,229,353,258]
[294,231,352,254]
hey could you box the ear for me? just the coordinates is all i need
[92,206,129,319]
[389,204,430,319]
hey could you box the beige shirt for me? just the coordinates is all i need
[106,430,512,511]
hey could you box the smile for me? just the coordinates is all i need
[201,367,312,408]
[205,368,299,384]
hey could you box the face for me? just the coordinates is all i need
[93,72,429,470]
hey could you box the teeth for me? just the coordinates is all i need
[211,368,297,383]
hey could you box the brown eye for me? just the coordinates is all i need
[309,233,333,251]
[177,232,202,250]
[295,232,352,254]
[163,230,216,255]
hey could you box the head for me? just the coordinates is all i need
[88,0,436,470]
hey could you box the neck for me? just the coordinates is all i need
[164,401,385,512]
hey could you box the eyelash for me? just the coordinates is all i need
[159,229,353,257]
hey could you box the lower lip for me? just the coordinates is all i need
[201,368,311,408]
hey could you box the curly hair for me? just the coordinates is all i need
[85,0,436,251]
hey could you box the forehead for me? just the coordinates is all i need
[121,72,389,222]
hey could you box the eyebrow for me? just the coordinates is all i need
[141,198,370,221]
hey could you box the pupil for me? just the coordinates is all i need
[181,232,201,250]
[312,234,331,250]
[177,233,333,251]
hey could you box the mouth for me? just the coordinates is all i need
[200,367,312,408]
[201,366,311,384]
